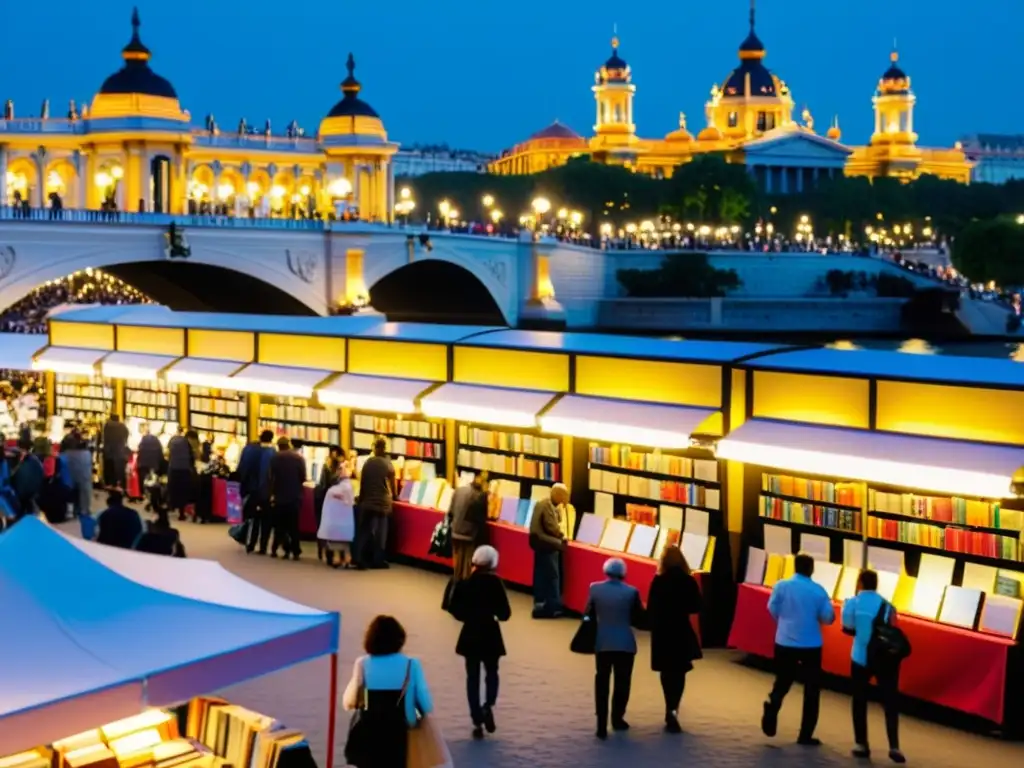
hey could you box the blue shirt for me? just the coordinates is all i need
[767,574,835,648]
[842,590,893,667]
[359,653,433,727]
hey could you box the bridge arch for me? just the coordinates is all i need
[368,259,506,325]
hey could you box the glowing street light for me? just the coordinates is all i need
[482,194,494,208]
[400,187,412,201]
[110,165,124,180]
[94,171,113,189]
[532,197,551,216]
[570,210,583,227]
[327,177,352,198]
[490,209,504,224]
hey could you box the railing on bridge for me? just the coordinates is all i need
[0,206,328,231]
[190,131,320,153]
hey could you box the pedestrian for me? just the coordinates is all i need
[269,436,306,559]
[761,552,836,746]
[343,615,435,768]
[63,430,93,518]
[449,470,490,581]
[315,445,343,560]
[95,491,143,549]
[449,545,510,739]
[136,421,164,498]
[529,482,569,618]
[354,436,396,569]
[843,569,906,763]
[586,557,645,740]
[10,440,44,518]
[166,426,194,520]
[646,544,702,733]
[133,517,187,557]
[317,464,356,567]
[237,429,276,554]
[101,412,129,490]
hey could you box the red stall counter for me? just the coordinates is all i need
[728,583,1015,724]
[299,484,317,537]
[211,477,227,520]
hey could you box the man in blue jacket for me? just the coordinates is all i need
[237,429,276,554]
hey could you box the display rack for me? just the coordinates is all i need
[352,412,444,463]
[758,472,863,536]
[258,396,340,447]
[188,386,248,441]
[456,423,560,494]
[124,379,179,423]
[55,375,114,421]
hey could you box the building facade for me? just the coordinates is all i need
[0,10,398,221]
[960,135,1024,184]
[392,144,494,177]
[489,6,973,188]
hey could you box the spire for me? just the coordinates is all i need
[750,0,756,32]
[739,0,765,59]
[122,6,151,62]
[341,53,361,96]
[612,22,619,50]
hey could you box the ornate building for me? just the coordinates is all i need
[489,5,973,188]
[0,10,398,219]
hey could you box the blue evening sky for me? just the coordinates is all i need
[3,0,1015,152]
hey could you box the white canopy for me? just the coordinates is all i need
[31,346,108,376]
[164,357,244,388]
[0,517,339,755]
[420,383,557,428]
[228,363,336,399]
[0,334,48,371]
[100,352,181,381]
[316,373,436,414]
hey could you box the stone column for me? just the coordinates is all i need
[764,165,773,194]
[385,160,395,223]
[796,166,804,194]
[874,108,881,136]
[780,166,789,194]
[85,150,98,209]
[0,145,7,206]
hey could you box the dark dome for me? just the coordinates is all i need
[529,121,582,141]
[722,60,777,97]
[882,62,907,81]
[326,53,380,119]
[739,29,765,54]
[596,37,630,84]
[878,51,910,94]
[98,9,179,100]
[605,49,628,70]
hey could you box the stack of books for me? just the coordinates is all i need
[761,495,861,533]
[763,474,863,507]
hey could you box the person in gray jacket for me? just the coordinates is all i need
[585,557,646,740]
[529,483,568,618]
[63,430,94,517]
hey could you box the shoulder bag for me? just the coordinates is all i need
[570,605,597,655]
[344,660,412,766]
[867,600,911,665]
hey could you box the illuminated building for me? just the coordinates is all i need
[959,134,1024,184]
[489,4,973,188]
[392,145,495,177]
[0,9,397,219]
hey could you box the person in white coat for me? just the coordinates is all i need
[317,463,355,568]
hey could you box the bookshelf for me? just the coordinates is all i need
[258,396,340,447]
[55,375,114,420]
[352,412,445,463]
[124,379,179,423]
[456,423,560,495]
[188,386,248,441]
[759,472,863,537]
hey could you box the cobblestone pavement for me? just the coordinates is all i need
[133,522,1023,767]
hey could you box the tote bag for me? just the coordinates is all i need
[407,714,452,768]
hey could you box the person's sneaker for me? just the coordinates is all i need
[665,713,682,734]
[852,745,871,759]
[797,737,822,747]
[482,705,496,733]
[889,749,907,764]
[471,726,484,740]
[760,701,777,738]
[611,718,630,732]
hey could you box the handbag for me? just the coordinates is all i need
[228,519,251,546]
[407,714,452,768]
[344,660,412,766]
[867,600,911,664]
[570,607,597,655]
[428,514,453,558]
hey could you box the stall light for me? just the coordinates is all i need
[32,358,96,376]
[421,399,538,429]
[716,437,1014,499]
[540,415,691,450]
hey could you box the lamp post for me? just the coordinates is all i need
[531,196,551,235]
[438,199,451,228]
[327,177,353,219]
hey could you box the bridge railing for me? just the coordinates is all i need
[0,206,328,231]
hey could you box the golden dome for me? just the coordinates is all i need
[666,112,693,142]
[826,116,842,141]
[319,53,388,141]
[697,125,723,142]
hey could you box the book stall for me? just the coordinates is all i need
[0,517,341,768]
[0,333,47,447]
[34,347,115,424]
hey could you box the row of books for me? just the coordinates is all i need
[57,396,113,417]
[746,548,1022,638]
[762,473,863,507]
[458,425,560,458]
[760,495,861,533]
[575,511,715,569]
[125,385,178,406]
[866,516,1021,561]
[457,449,561,480]
[126,404,179,422]
[587,443,719,482]
[190,413,247,438]
[590,467,721,510]
[258,401,338,426]
[354,431,443,459]
[869,490,1023,531]
[56,381,113,399]
[399,476,452,510]
[189,395,246,418]
[188,697,316,768]
[355,414,443,440]
[258,419,339,446]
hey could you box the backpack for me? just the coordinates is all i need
[867,599,911,665]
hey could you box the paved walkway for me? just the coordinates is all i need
[110,521,1022,767]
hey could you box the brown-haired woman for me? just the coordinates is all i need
[646,545,702,732]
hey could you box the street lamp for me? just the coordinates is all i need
[570,210,583,227]
[400,187,412,201]
[490,209,504,224]
[327,177,351,198]
[531,196,551,233]
[482,194,494,208]
[438,199,451,226]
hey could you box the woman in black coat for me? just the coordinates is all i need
[646,544,702,733]
[449,545,511,740]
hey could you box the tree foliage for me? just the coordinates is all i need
[616,254,742,298]
[952,217,1024,286]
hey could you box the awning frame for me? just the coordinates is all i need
[227,363,336,399]
[316,373,437,414]
[421,383,558,429]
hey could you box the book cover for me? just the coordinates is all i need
[799,533,830,561]
[599,518,633,552]
[938,586,983,629]
[652,527,681,561]
[763,523,792,556]
[744,547,767,584]
[681,532,708,572]
[836,567,861,601]
[575,513,607,546]
[594,492,614,519]
[979,594,1023,639]
[626,524,659,558]
[685,507,710,536]
[810,561,842,597]
[498,497,518,524]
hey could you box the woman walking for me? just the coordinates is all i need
[314,447,343,561]
[449,545,511,739]
[646,545,702,732]
[585,557,645,739]
[343,615,434,768]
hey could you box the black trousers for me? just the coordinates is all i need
[354,507,388,566]
[851,660,901,750]
[767,644,822,740]
[271,500,301,556]
[244,496,271,552]
[464,657,500,725]
[595,651,634,728]
[659,669,687,715]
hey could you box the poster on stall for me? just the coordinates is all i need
[225,481,243,525]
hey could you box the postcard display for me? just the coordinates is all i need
[2,699,318,768]
[741,461,1024,640]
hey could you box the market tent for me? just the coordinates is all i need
[0,517,340,756]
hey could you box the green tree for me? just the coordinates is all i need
[617,254,742,298]
[952,217,1024,285]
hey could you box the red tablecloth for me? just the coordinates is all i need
[488,521,533,587]
[299,485,316,536]
[211,477,227,520]
[728,583,1014,723]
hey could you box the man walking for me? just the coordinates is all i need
[268,437,307,559]
[450,470,490,582]
[102,412,129,490]
[529,483,569,618]
[238,429,276,554]
[762,553,835,746]
[354,436,396,569]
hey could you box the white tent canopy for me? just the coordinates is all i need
[0,517,340,755]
